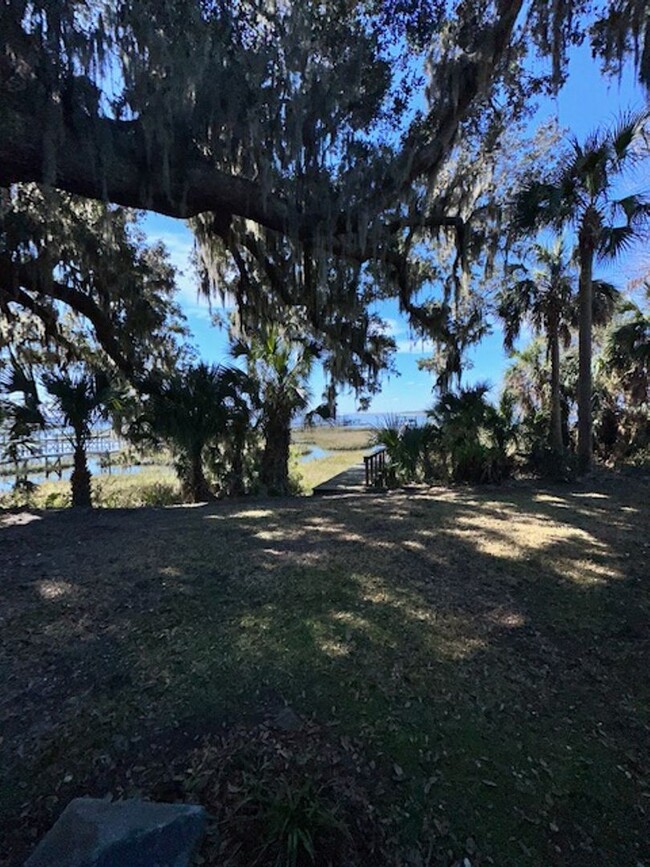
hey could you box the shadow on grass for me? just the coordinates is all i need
[0,471,648,865]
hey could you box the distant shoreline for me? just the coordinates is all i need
[294,411,428,429]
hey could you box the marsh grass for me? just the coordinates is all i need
[292,426,373,452]
[0,466,180,509]
[0,427,370,507]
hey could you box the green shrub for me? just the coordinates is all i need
[428,386,517,485]
[93,480,181,508]
[44,490,71,508]
[449,441,511,484]
[372,418,435,486]
[527,444,577,481]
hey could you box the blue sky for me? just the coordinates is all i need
[142,44,647,415]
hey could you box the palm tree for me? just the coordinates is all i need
[42,371,122,507]
[514,112,650,470]
[502,339,549,421]
[232,326,315,496]
[136,363,249,503]
[593,299,650,458]
[0,360,45,464]
[599,299,650,405]
[497,241,619,452]
[497,241,575,452]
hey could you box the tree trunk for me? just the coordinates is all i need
[183,452,213,503]
[229,447,246,497]
[70,439,92,508]
[261,411,292,495]
[548,313,563,453]
[577,231,594,473]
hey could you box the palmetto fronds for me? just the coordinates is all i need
[513,110,650,242]
[41,370,123,442]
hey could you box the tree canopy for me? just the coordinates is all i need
[2,1,649,385]
[0,184,188,380]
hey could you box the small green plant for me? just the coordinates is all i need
[44,490,71,509]
[93,479,181,508]
[253,776,349,867]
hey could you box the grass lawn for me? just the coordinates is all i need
[1,471,648,865]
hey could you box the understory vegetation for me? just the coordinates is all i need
[374,292,649,488]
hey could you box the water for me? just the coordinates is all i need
[299,446,331,463]
[0,458,144,494]
[295,411,428,429]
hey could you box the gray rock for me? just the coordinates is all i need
[273,706,301,731]
[25,797,207,867]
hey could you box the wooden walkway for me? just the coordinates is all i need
[311,462,385,496]
[312,446,388,496]
[312,462,367,495]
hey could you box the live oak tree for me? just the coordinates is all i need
[0,184,189,380]
[2,1,649,385]
[0,185,191,504]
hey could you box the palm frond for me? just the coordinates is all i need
[609,109,650,166]
[598,225,639,259]
[611,194,650,230]
[512,181,573,232]
[592,279,620,327]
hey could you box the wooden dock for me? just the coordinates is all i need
[312,446,388,496]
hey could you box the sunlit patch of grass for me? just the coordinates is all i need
[295,450,367,491]
[227,508,276,519]
[36,579,74,600]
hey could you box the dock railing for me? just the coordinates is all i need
[363,446,387,487]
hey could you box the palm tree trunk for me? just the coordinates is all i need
[184,451,213,503]
[548,313,563,453]
[577,232,594,472]
[71,436,92,508]
[229,446,245,496]
[261,409,292,495]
